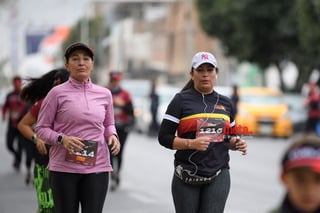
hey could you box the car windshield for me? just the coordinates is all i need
[121,79,151,99]
[241,94,284,105]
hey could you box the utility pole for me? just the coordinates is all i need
[80,1,91,44]
[9,0,19,76]
[185,0,193,65]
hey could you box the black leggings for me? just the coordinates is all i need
[111,127,129,172]
[6,125,23,164]
[49,171,109,213]
[6,125,35,168]
[23,138,36,168]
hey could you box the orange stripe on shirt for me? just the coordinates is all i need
[178,113,230,136]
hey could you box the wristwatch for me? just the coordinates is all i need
[57,135,64,145]
[31,134,37,144]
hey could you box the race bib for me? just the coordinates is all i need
[11,110,21,120]
[65,140,98,166]
[196,118,226,142]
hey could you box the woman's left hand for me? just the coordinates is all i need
[36,138,48,155]
[230,136,247,155]
[108,134,121,156]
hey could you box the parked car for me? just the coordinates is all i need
[236,87,293,138]
[283,93,307,132]
[121,79,180,134]
[120,79,151,133]
[156,85,181,124]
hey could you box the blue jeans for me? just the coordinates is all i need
[172,168,230,213]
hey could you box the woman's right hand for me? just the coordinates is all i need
[190,136,211,151]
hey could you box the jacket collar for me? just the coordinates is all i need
[68,77,92,89]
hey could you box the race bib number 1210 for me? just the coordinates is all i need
[196,118,226,142]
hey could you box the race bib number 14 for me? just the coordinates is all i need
[65,140,98,166]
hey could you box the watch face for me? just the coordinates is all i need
[58,135,63,144]
[31,134,37,143]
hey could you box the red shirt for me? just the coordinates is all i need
[109,87,134,128]
[306,91,320,118]
[2,90,27,128]
[30,99,44,119]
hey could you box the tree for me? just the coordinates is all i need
[293,0,320,88]
[63,15,109,67]
[62,15,109,83]
[196,0,320,91]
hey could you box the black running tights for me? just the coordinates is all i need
[49,171,109,213]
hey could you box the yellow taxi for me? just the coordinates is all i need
[235,87,293,138]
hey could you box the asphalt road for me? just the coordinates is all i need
[0,119,297,213]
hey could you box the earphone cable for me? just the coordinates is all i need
[187,92,220,176]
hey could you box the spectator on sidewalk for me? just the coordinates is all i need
[304,82,320,134]
[230,84,239,116]
[148,78,159,136]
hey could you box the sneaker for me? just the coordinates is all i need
[25,171,32,185]
[13,159,20,172]
[110,172,120,191]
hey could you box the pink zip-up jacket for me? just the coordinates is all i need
[36,77,117,174]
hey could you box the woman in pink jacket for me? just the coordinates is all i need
[36,42,120,213]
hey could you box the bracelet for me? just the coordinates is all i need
[31,133,37,144]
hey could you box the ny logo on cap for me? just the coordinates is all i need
[201,54,209,60]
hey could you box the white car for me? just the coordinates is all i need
[120,79,151,133]
[122,79,181,134]
[156,85,181,126]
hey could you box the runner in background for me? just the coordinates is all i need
[18,68,69,213]
[107,71,135,191]
[2,76,29,176]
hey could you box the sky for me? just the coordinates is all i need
[17,0,88,27]
[1,0,173,79]
[0,0,88,78]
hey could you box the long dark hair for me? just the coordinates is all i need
[21,68,69,104]
[181,67,194,91]
[181,79,194,92]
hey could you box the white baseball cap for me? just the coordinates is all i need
[191,52,218,69]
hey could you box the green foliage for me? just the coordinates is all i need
[63,15,109,66]
[196,0,320,90]
[197,0,297,66]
